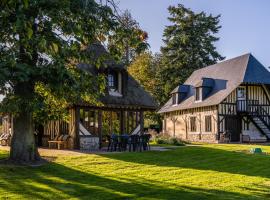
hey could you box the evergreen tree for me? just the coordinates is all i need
[160,4,224,101]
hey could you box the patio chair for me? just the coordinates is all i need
[119,134,129,151]
[129,135,140,152]
[108,134,120,152]
[0,133,11,146]
[221,131,231,143]
[140,134,151,151]
[106,135,112,152]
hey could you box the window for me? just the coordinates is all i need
[190,117,196,132]
[205,116,212,132]
[108,72,120,94]
[237,87,246,99]
[172,93,177,105]
[195,87,201,101]
[108,74,115,88]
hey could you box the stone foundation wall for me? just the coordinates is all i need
[80,136,99,151]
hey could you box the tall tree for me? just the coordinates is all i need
[160,4,224,101]
[128,52,163,124]
[128,52,156,96]
[108,10,149,64]
[0,0,117,162]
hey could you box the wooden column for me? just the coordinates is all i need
[98,110,102,149]
[140,111,144,135]
[246,84,249,112]
[109,111,112,134]
[120,110,126,135]
[135,112,139,126]
[127,111,130,134]
[131,111,134,131]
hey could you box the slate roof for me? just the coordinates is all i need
[158,53,270,113]
[78,43,157,110]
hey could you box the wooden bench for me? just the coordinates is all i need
[0,133,11,146]
[48,135,70,149]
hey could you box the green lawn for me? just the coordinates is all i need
[1,144,270,199]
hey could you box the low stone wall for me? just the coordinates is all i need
[200,134,217,143]
[163,131,218,143]
[187,134,201,142]
[80,136,99,151]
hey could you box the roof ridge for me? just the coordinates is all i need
[192,53,251,74]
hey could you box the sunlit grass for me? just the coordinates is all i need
[1,144,270,199]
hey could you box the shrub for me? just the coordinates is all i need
[153,136,187,146]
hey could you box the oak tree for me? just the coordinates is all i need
[0,0,117,162]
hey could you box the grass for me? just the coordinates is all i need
[1,144,270,199]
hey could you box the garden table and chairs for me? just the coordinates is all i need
[107,134,151,152]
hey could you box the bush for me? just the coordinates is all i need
[153,136,186,146]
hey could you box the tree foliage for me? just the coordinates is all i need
[128,52,156,96]
[108,10,149,64]
[128,52,163,124]
[160,4,224,102]
[0,0,116,120]
[0,0,119,161]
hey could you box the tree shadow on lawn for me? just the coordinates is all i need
[100,145,270,179]
[0,160,266,200]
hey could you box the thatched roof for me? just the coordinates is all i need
[159,53,270,113]
[78,43,157,110]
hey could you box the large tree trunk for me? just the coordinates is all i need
[9,111,40,162]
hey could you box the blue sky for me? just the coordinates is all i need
[117,0,270,66]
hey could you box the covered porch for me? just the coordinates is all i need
[41,105,148,151]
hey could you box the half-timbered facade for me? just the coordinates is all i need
[159,54,270,143]
[2,43,157,150]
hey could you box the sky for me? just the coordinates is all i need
[117,0,270,67]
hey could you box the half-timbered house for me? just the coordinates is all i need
[1,43,157,150]
[159,54,270,143]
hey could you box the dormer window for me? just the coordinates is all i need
[171,84,190,105]
[194,78,214,102]
[108,74,116,89]
[195,87,202,101]
[108,71,123,97]
[172,93,177,105]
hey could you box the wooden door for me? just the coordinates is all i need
[225,116,241,142]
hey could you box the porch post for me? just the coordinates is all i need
[98,110,102,149]
[127,111,130,134]
[140,111,144,135]
[120,110,126,135]
[246,84,249,112]
[131,111,134,130]
[109,111,112,134]
[136,112,139,126]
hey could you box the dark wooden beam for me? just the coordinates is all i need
[136,112,138,126]
[127,111,129,133]
[140,111,144,135]
[109,111,112,134]
[98,110,102,149]
[120,110,126,135]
